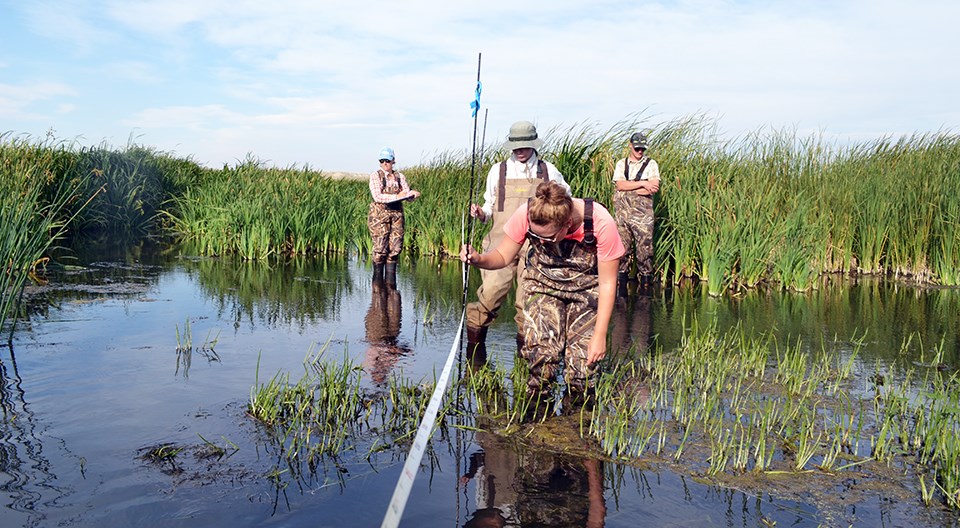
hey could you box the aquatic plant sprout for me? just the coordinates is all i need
[247,320,960,511]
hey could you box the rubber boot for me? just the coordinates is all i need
[563,386,596,415]
[466,325,488,360]
[523,390,554,423]
[617,272,630,298]
[385,261,397,287]
[639,273,653,292]
[372,263,385,284]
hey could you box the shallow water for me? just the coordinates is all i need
[2,241,959,527]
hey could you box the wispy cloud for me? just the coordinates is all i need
[2,0,957,171]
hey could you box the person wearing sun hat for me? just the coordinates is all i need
[465,121,570,358]
[368,146,420,285]
[612,132,660,293]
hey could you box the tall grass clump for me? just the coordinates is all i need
[402,149,502,257]
[66,142,204,238]
[0,134,98,334]
[647,124,960,290]
[167,156,369,258]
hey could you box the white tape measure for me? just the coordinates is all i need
[381,312,465,528]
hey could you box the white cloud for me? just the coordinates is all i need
[0,82,77,118]
[2,0,958,171]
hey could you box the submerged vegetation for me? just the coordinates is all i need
[248,322,960,512]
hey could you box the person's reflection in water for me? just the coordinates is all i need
[460,422,606,528]
[362,264,411,385]
[610,289,653,359]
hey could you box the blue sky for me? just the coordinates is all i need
[2,0,958,172]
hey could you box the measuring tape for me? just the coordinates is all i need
[381,311,464,528]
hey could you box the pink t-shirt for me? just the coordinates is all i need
[503,199,626,262]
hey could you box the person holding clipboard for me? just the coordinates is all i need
[368,146,420,285]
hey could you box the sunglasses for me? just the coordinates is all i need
[379,159,395,163]
[632,146,646,152]
[526,225,566,243]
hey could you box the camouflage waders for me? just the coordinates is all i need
[520,199,599,396]
[466,161,548,331]
[368,170,405,264]
[362,273,405,385]
[515,451,593,526]
[613,158,655,277]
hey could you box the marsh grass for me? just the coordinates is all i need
[166,157,368,258]
[247,343,459,475]
[248,317,960,510]
[0,135,100,334]
[588,320,960,509]
[175,317,221,376]
[5,118,960,289]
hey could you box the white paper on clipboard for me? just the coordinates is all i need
[381,193,413,204]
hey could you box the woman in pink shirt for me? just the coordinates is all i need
[461,181,624,418]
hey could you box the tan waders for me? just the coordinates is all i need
[465,161,548,353]
[613,162,655,288]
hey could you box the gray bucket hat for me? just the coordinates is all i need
[503,121,544,152]
[630,132,649,150]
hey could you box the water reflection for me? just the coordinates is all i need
[656,278,960,366]
[610,292,653,357]
[363,266,412,384]
[460,422,606,528]
[0,346,59,528]
[3,244,960,526]
[190,256,356,332]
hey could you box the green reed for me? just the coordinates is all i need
[0,135,100,334]
[6,116,960,287]
[589,320,960,509]
[167,157,370,258]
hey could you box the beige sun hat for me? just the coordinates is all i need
[502,121,544,152]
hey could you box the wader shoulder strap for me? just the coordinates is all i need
[632,158,652,181]
[497,161,507,212]
[379,169,389,191]
[500,160,548,211]
[583,199,596,246]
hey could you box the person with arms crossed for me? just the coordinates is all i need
[612,132,660,293]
